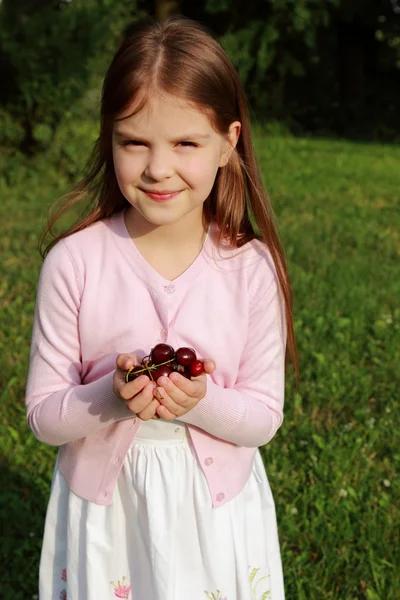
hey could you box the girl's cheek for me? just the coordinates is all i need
[117,156,144,182]
[183,155,216,180]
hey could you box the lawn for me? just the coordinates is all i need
[0,109,399,599]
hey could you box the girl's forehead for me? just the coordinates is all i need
[116,91,216,133]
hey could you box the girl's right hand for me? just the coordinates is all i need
[113,353,160,420]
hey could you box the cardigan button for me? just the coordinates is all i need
[204,457,214,466]
[216,492,225,502]
[164,284,175,294]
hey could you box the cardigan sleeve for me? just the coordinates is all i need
[179,262,287,448]
[25,241,133,446]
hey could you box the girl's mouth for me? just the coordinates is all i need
[141,189,182,202]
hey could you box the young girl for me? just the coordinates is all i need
[26,16,296,600]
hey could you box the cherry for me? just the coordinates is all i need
[126,365,147,383]
[151,344,175,364]
[124,344,205,382]
[152,364,173,380]
[170,362,190,379]
[175,347,196,366]
[189,360,205,377]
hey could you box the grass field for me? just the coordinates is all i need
[0,110,399,599]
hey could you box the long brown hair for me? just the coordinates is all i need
[41,16,298,374]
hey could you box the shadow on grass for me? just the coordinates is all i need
[0,460,49,599]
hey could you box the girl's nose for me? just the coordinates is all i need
[144,148,174,181]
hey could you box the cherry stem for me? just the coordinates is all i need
[125,357,175,383]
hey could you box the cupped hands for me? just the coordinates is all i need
[113,353,215,421]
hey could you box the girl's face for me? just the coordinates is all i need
[112,93,240,231]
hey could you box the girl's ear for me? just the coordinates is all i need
[219,121,241,167]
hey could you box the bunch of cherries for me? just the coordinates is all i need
[125,343,205,383]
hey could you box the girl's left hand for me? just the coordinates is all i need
[152,359,215,421]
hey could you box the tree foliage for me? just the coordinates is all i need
[1,0,399,151]
[181,0,339,107]
[0,0,139,150]
[181,0,400,126]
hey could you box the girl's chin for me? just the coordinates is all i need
[126,207,187,229]
[127,203,204,227]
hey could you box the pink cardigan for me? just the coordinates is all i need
[25,211,286,507]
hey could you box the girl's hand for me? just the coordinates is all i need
[152,359,216,421]
[113,353,160,420]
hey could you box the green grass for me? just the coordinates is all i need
[1,114,399,599]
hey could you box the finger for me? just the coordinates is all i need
[118,374,151,401]
[156,376,190,407]
[203,359,216,374]
[155,403,177,422]
[116,353,139,371]
[166,371,196,396]
[138,398,161,421]
[124,381,156,413]
[153,384,182,417]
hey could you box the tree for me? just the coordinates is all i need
[336,0,400,108]
[181,0,339,111]
[180,0,400,136]
[0,0,140,151]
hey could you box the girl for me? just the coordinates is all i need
[26,16,296,600]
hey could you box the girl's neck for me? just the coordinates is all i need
[125,206,207,245]
[124,206,209,281]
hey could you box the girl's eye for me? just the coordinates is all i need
[121,140,198,148]
[178,141,198,148]
[122,140,145,147]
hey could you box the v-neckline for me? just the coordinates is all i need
[109,209,214,296]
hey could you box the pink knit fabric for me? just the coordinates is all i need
[25,210,286,506]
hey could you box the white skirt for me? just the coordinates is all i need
[39,419,285,600]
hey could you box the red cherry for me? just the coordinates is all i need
[189,360,204,377]
[175,347,196,366]
[151,344,175,364]
[126,365,147,383]
[152,364,173,380]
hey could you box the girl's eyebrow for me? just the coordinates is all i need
[114,131,211,142]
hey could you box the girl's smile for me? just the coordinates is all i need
[139,188,184,202]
